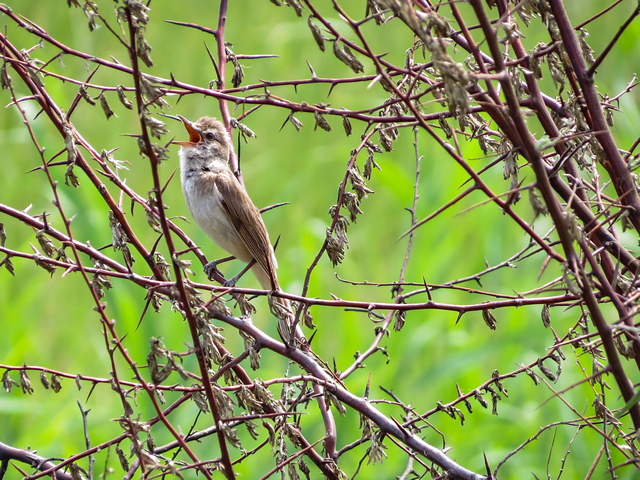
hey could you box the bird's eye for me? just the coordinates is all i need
[205,132,215,141]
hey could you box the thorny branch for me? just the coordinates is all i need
[1,0,640,479]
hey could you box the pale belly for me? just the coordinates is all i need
[183,180,254,264]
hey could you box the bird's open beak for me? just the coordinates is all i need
[171,114,201,146]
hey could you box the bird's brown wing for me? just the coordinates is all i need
[214,169,278,289]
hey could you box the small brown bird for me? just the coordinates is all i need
[173,115,293,340]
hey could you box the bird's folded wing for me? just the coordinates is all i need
[215,169,278,289]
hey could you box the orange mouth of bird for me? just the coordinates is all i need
[173,115,201,146]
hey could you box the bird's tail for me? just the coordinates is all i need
[251,262,302,343]
[269,294,295,343]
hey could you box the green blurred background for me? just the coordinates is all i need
[1,1,640,478]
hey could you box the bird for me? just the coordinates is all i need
[172,115,294,341]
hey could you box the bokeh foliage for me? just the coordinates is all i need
[1,1,640,479]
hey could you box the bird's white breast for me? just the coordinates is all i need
[179,149,253,263]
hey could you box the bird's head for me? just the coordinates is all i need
[172,115,230,163]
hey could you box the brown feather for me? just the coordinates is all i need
[214,169,279,290]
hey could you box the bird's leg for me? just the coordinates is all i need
[204,256,257,287]
[203,254,235,281]
[220,259,256,287]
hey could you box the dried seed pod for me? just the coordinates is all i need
[614,334,636,359]
[231,118,256,140]
[520,363,540,385]
[152,143,170,163]
[253,379,276,406]
[285,0,303,16]
[136,31,153,68]
[51,374,62,392]
[124,0,150,24]
[491,394,499,415]
[268,295,293,343]
[36,230,57,258]
[547,52,565,89]
[325,229,345,266]
[366,140,383,154]
[438,113,453,139]
[3,371,18,393]
[363,152,381,180]
[121,245,134,267]
[166,352,189,381]
[366,0,385,24]
[98,92,116,119]
[33,253,56,276]
[482,309,497,330]
[0,63,11,89]
[348,167,374,200]
[140,76,168,107]
[456,407,465,425]
[64,162,79,187]
[333,39,364,74]
[592,394,621,425]
[307,16,325,52]
[145,207,162,233]
[458,113,474,133]
[20,49,44,87]
[359,412,375,439]
[563,211,583,243]
[502,151,518,180]
[116,444,129,471]
[116,85,133,109]
[299,304,316,330]
[19,369,33,395]
[549,352,562,380]
[378,128,394,151]
[530,42,546,79]
[492,370,508,397]
[3,257,14,275]
[192,388,210,413]
[78,85,95,105]
[508,65,523,102]
[109,211,128,251]
[314,110,331,131]
[368,432,388,464]
[146,434,155,452]
[40,371,50,389]
[394,310,406,331]
[83,2,97,31]
[212,383,236,418]
[237,385,264,412]
[220,423,242,449]
[235,293,257,316]
[324,388,346,416]
[231,61,244,88]
[342,191,363,222]
[171,252,194,276]
[143,114,168,139]
[63,125,77,164]
[537,357,556,382]
[578,28,595,66]
[102,148,130,175]
[529,187,548,219]
[541,304,551,328]
[287,463,299,480]
[287,113,304,132]
[342,115,352,136]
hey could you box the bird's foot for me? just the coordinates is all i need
[204,261,244,287]
[222,274,241,288]
[203,261,224,281]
